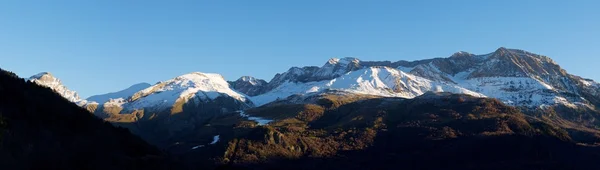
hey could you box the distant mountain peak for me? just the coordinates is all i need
[28,72,83,103]
[327,58,341,64]
[236,76,266,85]
[450,51,475,58]
[126,71,253,111]
[177,72,225,81]
[496,46,509,51]
[86,82,152,104]
[326,57,360,66]
[230,76,268,96]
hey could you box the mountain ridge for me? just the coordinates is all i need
[29,47,600,128]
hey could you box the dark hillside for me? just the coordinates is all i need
[0,69,175,170]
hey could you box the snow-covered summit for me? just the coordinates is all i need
[236,76,266,86]
[124,72,253,111]
[247,47,598,109]
[316,57,361,77]
[327,57,360,65]
[229,76,268,96]
[251,66,484,106]
[28,72,83,103]
[264,57,363,93]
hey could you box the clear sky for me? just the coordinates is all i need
[0,0,598,98]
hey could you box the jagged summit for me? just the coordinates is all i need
[245,47,598,109]
[28,72,83,103]
[450,51,475,58]
[236,76,266,86]
[230,76,268,96]
[494,46,510,53]
[326,57,360,65]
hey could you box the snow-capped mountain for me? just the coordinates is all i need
[120,72,253,112]
[263,57,363,92]
[251,67,484,106]
[28,72,86,104]
[229,76,268,96]
[391,47,593,108]
[86,83,151,104]
[88,72,254,147]
[246,47,599,109]
[32,47,600,119]
[87,72,253,118]
[27,47,600,148]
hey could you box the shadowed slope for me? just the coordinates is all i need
[0,69,176,170]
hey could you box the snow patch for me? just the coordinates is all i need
[239,111,273,125]
[580,79,599,87]
[191,145,205,150]
[210,135,220,145]
[104,98,127,107]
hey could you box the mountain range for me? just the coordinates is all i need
[30,47,600,125]
[20,47,600,169]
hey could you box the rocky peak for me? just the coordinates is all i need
[450,51,475,58]
[236,76,266,85]
[29,72,55,81]
[467,47,567,79]
[327,58,341,65]
[28,72,82,103]
[236,76,266,86]
[494,47,510,55]
[264,58,364,94]
[316,57,361,77]
[327,57,360,65]
[230,76,268,96]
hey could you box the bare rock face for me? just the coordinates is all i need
[264,57,363,92]
[229,76,268,96]
[468,47,567,79]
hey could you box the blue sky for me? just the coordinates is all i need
[0,0,598,98]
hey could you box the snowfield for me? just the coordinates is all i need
[251,67,484,106]
[239,111,273,125]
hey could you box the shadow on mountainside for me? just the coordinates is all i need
[0,69,178,170]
